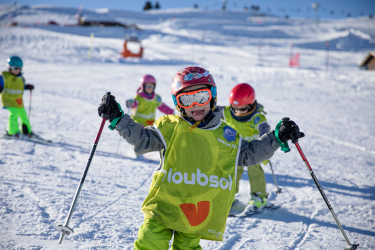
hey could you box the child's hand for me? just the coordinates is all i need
[126,99,134,108]
[25,84,34,90]
[277,117,305,143]
[98,92,123,121]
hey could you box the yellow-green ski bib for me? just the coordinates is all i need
[1,71,24,108]
[142,115,241,241]
[132,94,162,126]
[222,106,267,142]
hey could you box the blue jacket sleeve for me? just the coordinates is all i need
[0,75,4,93]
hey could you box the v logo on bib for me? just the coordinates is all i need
[180,201,210,226]
[16,97,22,106]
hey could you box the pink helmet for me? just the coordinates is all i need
[139,74,156,91]
[171,66,217,113]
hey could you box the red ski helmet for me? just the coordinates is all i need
[171,66,217,113]
[229,83,256,106]
[139,74,156,91]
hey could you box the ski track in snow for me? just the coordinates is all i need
[0,4,375,250]
[76,170,154,229]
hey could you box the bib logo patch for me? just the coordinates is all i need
[223,126,236,142]
[15,98,22,106]
[146,120,155,125]
[254,116,260,124]
[180,201,210,226]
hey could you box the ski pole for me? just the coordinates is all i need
[56,117,107,244]
[292,141,359,250]
[269,161,282,194]
[28,90,32,121]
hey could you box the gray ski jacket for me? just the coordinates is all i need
[114,109,280,166]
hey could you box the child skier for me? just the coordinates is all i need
[218,83,272,214]
[98,66,304,249]
[0,56,35,138]
[125,74,174,127]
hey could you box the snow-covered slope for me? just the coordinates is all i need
[0,4,374,250]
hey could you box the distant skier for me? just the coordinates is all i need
[125,74,174,127]
[98,66,304,249]
[218,83,272,213]
[0,56,35,138]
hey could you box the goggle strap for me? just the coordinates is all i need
[172,95,178,106]
[210,86,217,98]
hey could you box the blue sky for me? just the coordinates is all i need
[3,0,375,19]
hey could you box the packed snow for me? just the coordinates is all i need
[0,5,374,250]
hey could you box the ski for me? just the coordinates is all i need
[228,203,281,218]
[0,134,52,144]
[21,136,53,144]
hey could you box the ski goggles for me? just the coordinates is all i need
[144,85,155,89]
[231,106,250,112]
[176,88,212,109]
[9,66,22,71]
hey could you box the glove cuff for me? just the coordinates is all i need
[275,120,291,153]
[108,103,124,131]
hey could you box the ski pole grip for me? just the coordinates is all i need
[290,132,299,144]
[275,119,291,153]
[100,92,112,119]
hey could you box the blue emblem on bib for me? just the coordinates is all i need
[223,126,237,142]
[254,116,260,124]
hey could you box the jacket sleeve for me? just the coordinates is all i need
[126,98,138,109]
[158,102,174,115]
[0,75,4,93]
[114,114,165,154]
[237,132,280,167]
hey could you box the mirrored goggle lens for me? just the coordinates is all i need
[178,90,211,107]
[233,107,249,112]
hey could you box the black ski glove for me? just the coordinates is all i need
[25,84,34,90]
[98,92,123,122]
[278,117,305,143]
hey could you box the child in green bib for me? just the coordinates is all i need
[125,74,174,127]
[218,83,272,213]
[98,66,304,249]
[0,56,34,138]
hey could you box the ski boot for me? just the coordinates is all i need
[21,124,51,143]
[2,131,21,139]
[22,124,39,139]
[249,193,268,208]
[241,193,269,215]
